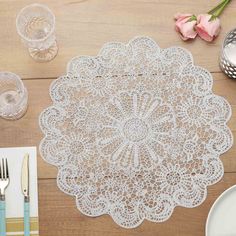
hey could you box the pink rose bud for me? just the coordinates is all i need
[174,13,197,41]
[195,14,221,42]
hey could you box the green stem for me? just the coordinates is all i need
[209,0,231,21]
[208,0,228,15]
[213,0,231,17]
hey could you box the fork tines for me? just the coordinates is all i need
[0,158,9,179]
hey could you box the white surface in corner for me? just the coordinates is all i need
[206,185,236,236]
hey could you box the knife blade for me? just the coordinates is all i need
[21,153,30,236]
[21,153,29,200]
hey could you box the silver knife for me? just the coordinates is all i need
[21,153,30,236]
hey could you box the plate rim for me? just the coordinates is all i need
[205,184,236,236]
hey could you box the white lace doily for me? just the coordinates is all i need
[39,37,233,228]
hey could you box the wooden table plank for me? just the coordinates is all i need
[0,72,236,178]
[38,173,236,236]
[0,0,236,78]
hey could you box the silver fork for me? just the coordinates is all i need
[0,158,9,236]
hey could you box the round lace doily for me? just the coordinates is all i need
[39,37,233,228]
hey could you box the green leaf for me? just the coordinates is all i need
[187,15,197,22]
[209,14,217,22]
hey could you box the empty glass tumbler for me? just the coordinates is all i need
[0,72,28,120]
[16,3,58,62]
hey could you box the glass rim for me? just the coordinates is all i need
[0,71,28,109]
[16,3,55,43]
[221,27,236,67]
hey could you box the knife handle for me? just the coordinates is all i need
[24,201,30,236]
[0,199,6,236]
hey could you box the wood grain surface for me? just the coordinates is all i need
[0,0,236,235]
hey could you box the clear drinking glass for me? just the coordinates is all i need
[16,3,58,62]
[0,72,28,120]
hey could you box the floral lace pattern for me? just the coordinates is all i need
[39,37,233,228]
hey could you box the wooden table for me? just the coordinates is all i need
[0,0,236,235]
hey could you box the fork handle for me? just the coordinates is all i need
[0,199,6,236]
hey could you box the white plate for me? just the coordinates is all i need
[206,185,236,236]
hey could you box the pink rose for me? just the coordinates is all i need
[195,14,221,42]
[174,13,197,41]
